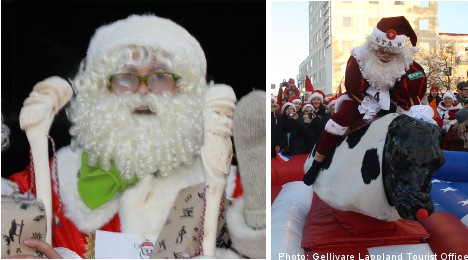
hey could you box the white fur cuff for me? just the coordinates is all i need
[226,198,266,259]
[325,119,349,136]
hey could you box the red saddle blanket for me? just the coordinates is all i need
[302,194,430,257]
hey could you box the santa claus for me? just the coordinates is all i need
[7,14,265,259]
[304,16,428,185]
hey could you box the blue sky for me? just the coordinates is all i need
[438,1,468,34]
[269,1,468,93]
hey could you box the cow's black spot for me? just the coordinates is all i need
[347,124,370,149]
[361,148,380,184]
[322,137,343,170]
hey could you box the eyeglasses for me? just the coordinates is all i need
[108,72,180,94]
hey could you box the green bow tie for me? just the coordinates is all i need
[77,153,138,210]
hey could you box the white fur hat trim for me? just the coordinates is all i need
[308,92,323,103]
[86,14,206,76]
[302,103,313,113]
[281,102,296,114]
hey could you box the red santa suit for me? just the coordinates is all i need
[437,97,463,149]
[438,99,463,132]
[316,52,427,156]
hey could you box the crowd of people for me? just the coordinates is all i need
[271,78,336,158]
[271,79,468,161]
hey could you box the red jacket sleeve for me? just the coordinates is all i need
[391,61,427,111]
[345,56,368,104]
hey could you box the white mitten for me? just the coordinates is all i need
[232,90,266,229]
[226,90,266,259]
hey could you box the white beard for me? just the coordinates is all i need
[355,44,413,91]
[67,90,204,179]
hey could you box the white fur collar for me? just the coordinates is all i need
[438,101,462,111]
[56,146,204,238]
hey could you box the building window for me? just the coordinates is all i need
[369,1,378,4]
[419,1,429,7]
[342,40,353,52]
[465,47,468,55]
[319,9,322,18]
[368,17,378,27]
[419,19,429,30]
[394,1,404,5]
[343,17,352,27]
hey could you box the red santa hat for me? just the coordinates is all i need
[429,86,439,92]
[301,103,314,113]
[304,75,314,94]
[288,96,302,104]
[288,78,296,87]
[308,90,325,103]
[281,102,296,114]
[139,241,154,248]
[327,97,338,109]
[370,16,418,53]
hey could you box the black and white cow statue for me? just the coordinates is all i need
[304,112,445,222]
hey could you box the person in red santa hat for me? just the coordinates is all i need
[7,14,265,259]
[307,90,327,114]
[277,78,300,106]
[428,85,442,106]
[289,96,303,117]
[301,103,322,153]
[304,16,428,185]
[277,102,309,155]
[437,91,463,149]
[306,90,328,135]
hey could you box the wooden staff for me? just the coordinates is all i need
[19,76,73,245]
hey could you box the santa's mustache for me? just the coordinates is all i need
[116,92,175,115]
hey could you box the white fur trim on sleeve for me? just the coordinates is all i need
[334,94,353,113]
[325,119,349,136]
[226,198,266,259]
